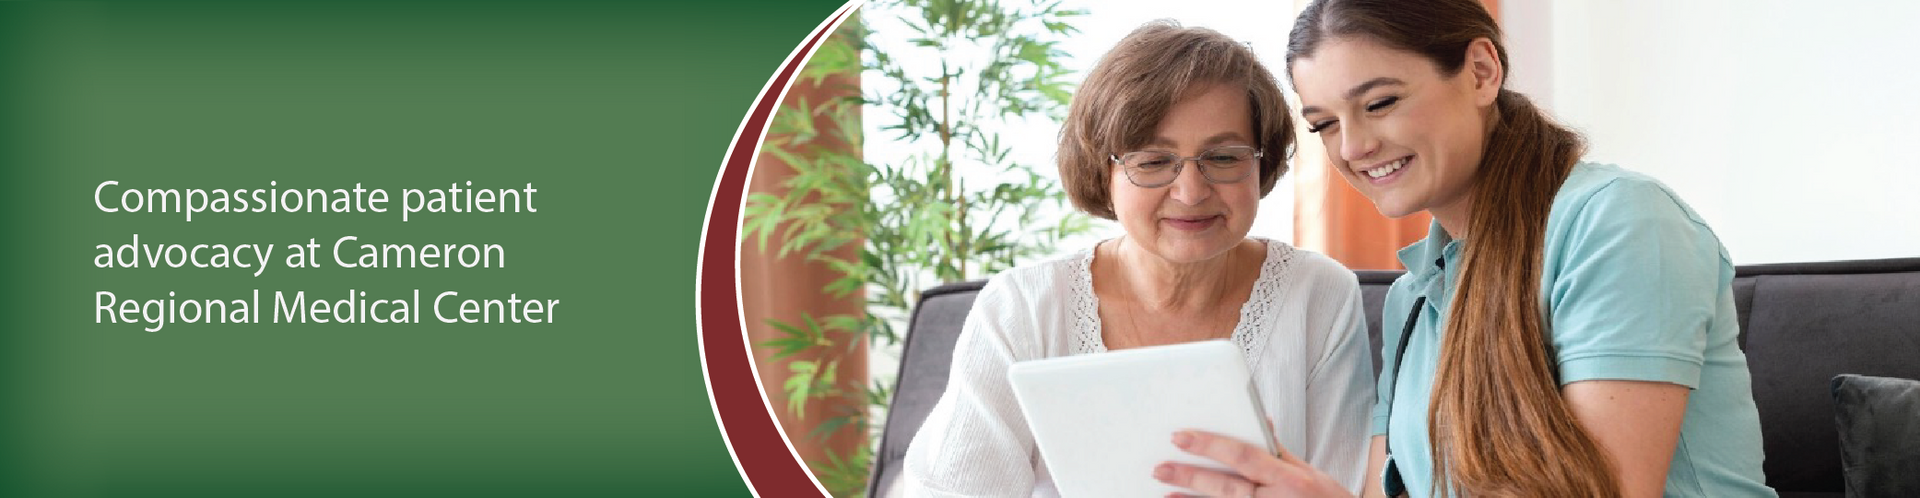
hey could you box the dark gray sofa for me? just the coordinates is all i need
[868,258,1920,498]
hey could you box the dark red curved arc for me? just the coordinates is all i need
[698,6,850,497]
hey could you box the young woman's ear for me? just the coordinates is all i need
[1464,37,1503,106]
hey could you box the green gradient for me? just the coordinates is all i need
[1,1,841,496]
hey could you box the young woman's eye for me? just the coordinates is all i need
[1365,96,1400,112]
[1306,120,1337,134]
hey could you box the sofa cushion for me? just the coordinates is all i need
[1743,271,1920,492]
[1356,270,1401,380]
[868,258,1920,497]
[1733,277,1757,349]
[868,281,983,497]
[1831,374,1920,498]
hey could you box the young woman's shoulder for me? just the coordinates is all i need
[1547,161,1733,270]
[1553,162,1714,230]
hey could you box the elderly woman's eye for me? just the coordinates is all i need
[1134,157,1174,168]
[1204,152,1247,164]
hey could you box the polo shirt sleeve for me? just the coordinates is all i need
[1546,178,1724,389]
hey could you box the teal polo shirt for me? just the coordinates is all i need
[1372,163,1775,497]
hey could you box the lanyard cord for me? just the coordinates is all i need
[1385,297,1426,447]
[1382,296,1426,495]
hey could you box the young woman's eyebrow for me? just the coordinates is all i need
[1344,77,1405,100]
[1300,77,1407,115]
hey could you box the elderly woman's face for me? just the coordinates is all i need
[1108,83,1261,264]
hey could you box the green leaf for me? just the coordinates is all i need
[810,413,865,440]
[751,5,1089,489]
[783,360,820,414]
[757,316,826,359]
[821,314,865,335]
[805,444,873,497]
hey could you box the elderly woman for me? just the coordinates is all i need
[901,21,1374,497]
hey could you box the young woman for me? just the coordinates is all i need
[901,21,1374,496]
[1151,1,1776,497]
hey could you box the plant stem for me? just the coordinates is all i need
[938,67,957,279]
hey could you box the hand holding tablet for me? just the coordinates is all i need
[1007,340,1279,497]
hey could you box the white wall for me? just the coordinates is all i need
[864,0,1920,264]
[1510,0,1920,264]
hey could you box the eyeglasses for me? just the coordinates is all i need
[1109,145,1261,188]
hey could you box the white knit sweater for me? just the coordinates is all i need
[900,238,1374,497]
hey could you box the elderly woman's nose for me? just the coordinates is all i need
[1168,162,1214,205]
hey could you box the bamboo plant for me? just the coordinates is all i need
[742,1,1088,495]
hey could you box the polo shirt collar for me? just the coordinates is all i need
[1397,219,1463,277]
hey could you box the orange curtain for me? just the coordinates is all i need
[1291,0,1496,270]
[738,23,867,473]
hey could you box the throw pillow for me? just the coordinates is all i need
[1832,373,1920,498]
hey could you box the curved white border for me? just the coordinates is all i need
[694,1,864,497]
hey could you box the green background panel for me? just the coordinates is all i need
[0,1,842,496]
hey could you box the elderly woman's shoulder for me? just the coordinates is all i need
[974,245,1097,302]
[1259,239,1361,292]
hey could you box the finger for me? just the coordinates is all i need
[1155,462,1257,498]
[1273,443,1303,466]
[1174,430,1294,484]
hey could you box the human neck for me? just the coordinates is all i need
[1430,197,1473,241]
[1107,237,1247,312]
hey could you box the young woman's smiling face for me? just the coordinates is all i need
[1290,36,1501,224]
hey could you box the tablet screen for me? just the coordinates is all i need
[1008,340,1274,497]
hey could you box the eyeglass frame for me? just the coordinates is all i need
[1108,145,1264,188]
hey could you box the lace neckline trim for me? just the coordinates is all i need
[1069,238,1297,367]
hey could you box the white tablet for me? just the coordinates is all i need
[1007,339,1276,498]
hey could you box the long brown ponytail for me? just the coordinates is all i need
[1432,89,1611,497]
[1287,1,1618,496]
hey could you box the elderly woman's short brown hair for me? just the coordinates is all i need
[1057,20,1295,220]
